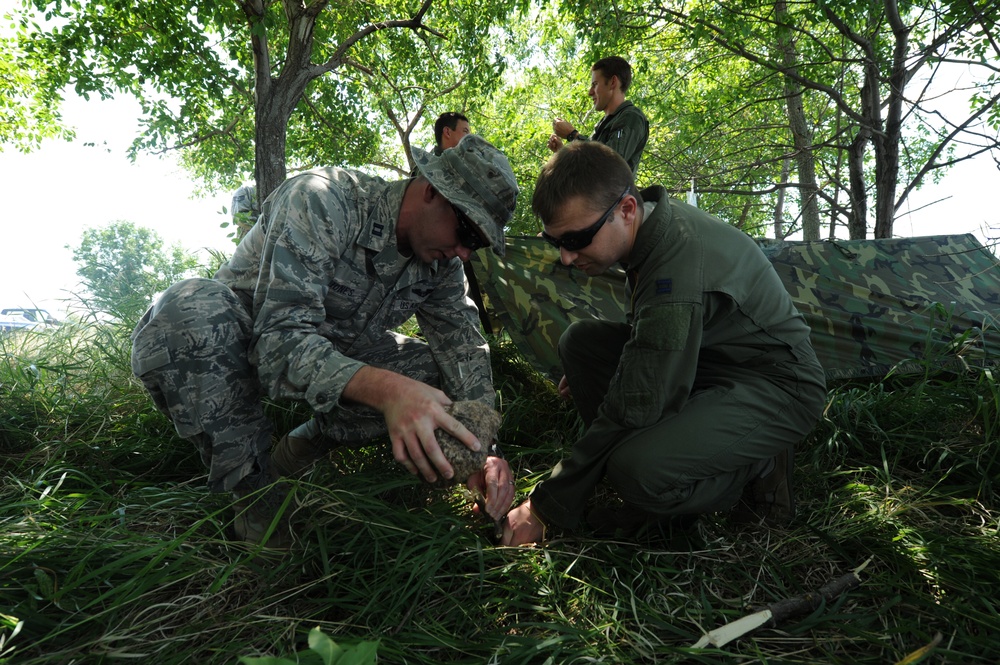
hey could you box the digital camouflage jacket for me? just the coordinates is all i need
[214,168,494,413]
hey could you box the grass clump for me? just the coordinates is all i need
[2,319,999,664]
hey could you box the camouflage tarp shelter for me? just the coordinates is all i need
[470,234,1000,383]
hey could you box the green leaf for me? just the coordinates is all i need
[337,640,380,665]
[307,626,344,665]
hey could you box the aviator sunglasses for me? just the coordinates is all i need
[452,203,489,251]
[541,188,629,251]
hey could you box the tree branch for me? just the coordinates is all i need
[896,87,1000,209]
[315,0,445,76]
[151,111,248,154]
[243,0,272,98]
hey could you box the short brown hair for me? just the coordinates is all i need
[434,112,469,148]
[532,142,640,226]
[592,56,633,93]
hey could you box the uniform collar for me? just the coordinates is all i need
[598,99,635,124]
[624,185,671,271]
[357,179,407,253]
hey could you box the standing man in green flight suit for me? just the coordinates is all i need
[502,142,827,546]
[132,135,519,549]
[547,56,649,176]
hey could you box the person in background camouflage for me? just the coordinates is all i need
[132,134,519,548]
[231,183,259,222]
[229,183,259,239]
[547,56,649,176]
[502,142,827,546]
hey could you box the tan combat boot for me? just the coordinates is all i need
[231,465,294,550]
[270,433,326,478]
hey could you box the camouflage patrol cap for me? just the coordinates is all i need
[412,134,519,257]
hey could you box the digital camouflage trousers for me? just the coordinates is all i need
[131,278,441,493]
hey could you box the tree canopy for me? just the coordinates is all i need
[0,31,72,151]
[550,0,1000,238]
[10,0,523,204]
[7,0,999,240]
[69,220,198,320]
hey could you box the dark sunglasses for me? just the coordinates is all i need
[452,204,489,251]
[541,188,629,251]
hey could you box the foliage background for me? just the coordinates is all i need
[68,220,199,323]
[7,0,999,240]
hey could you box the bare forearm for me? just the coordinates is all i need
[341,364,412,411]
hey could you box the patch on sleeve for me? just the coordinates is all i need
[634,304,694,350]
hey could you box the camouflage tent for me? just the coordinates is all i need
[470,234,1000,383]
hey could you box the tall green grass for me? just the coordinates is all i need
[2,316,998,664]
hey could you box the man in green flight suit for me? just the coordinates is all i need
[131,135,519,548]
[547,56,649,176]
[502,142,827,546]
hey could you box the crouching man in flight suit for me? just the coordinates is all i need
[503,141,827,545]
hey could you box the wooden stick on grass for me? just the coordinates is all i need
[693,559,869,649]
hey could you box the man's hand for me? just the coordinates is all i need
[502,498,547,546]
[557,374,572,400]
[552,117,575,139]
[343,366,481,483]
[547,134,564,153]
[466,456,515,521]
[384,386,481,483]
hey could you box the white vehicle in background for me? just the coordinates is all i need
[0,308,61,332]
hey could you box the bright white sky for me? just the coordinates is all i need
[1,90,998,319]
[0,95,234,317]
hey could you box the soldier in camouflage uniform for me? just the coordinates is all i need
[131,134,519,547]
[409,112,471,177]
[502,142,827,546]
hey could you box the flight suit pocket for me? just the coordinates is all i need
[634,304,693,351]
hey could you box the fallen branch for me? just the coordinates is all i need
[692,560,868,649]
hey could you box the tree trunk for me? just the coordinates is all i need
[250,2,322,207]
[775,0,821,240]
[846,129,869,240]
[240,0,435,212]
[846,45,882,240]
[255,97,292,207]
[774,156,791,239]
[873,0,910,239]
